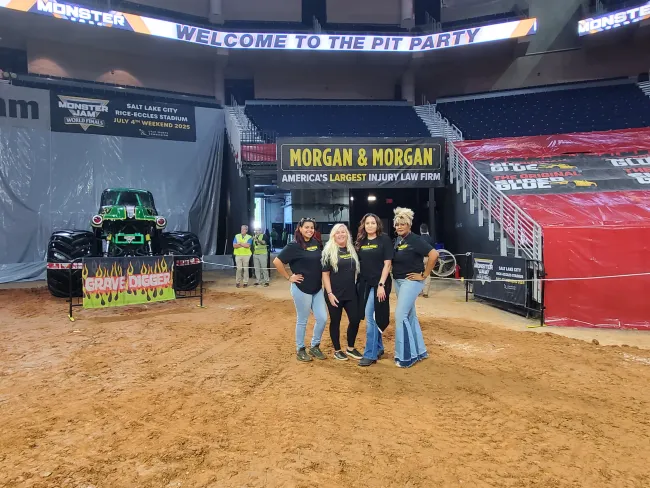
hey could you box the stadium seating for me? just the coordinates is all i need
[245,103,431,138]
[436,83,650,140]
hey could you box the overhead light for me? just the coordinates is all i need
[350,196,354,201]
[368,195,377,202]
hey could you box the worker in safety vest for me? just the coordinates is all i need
[233,225,253,288]
[252,228,270,287]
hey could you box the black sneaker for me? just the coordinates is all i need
[378,350,385,359]
[254,282,260,286]
[334,351,348,361]
[346,348,363,360]
[243,284,248,288]
[236,283,241,288]
[264,283,270,287]
[359,358,376,367]
[296,348,312,362]
[308,345,326,360]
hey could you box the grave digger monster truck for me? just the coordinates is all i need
[46,188,202,297]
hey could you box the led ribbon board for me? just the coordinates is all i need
[578,1,650,35]
[0,0,537,52]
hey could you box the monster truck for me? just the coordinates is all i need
[46,188,202,297]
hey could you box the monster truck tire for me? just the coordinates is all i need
[163,232,202,291]
[46,230,98,298]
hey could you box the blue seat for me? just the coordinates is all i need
[245,104,430,138]
[436,84,650,140]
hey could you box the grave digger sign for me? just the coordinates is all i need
[277,137,445,189]
[81,256,175,309]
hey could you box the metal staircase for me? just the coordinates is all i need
[414,104,463,141]
[418,103,543,263]
[225,98,267,176]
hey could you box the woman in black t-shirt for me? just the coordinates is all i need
[355,213,394,367]
[391,207,439,368]
[273,218,328,363]
[321,224,363,361]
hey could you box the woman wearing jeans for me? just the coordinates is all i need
[321,224,364,361]
[391,207,439,368]
[355,213,394,367]
[273,218,328,362]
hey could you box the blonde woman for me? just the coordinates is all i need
[322,224,364,361]
[391,207,439,368]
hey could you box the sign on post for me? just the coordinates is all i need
[472,253,527,307]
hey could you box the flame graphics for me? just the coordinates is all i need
[126,261,134,294]
[81,263,90,300]
[82,257,175,310]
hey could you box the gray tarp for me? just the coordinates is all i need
[0,84,224,283]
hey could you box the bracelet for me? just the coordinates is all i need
[327,292,333,295]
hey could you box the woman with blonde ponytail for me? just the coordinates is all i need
[321,224,363,361]
[391,207,439,368]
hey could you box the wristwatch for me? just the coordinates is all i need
[378,282,384,287]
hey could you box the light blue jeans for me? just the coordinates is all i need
[290,284,328,352]
[362,288,384,360]
[394,279,428,368]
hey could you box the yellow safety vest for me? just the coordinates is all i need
[253,235,268,255]
[233,233,252,256]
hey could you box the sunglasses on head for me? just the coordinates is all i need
[298,217,316,225]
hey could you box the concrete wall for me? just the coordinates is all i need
[223,0,302,22]
[420,42,650,99]
[126,0,302,22]
[255,65,398,100]
[27,41,219,98]
[420,0,650,99]
[133,0,209,18]
[441,0,521,22]
[327,0,401,24]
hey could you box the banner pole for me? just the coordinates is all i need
[69,266,73,320]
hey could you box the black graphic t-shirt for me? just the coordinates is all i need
[357,235,394,287]
[277,239,322,294]
[391,233,434,280]
[322,247,357,301]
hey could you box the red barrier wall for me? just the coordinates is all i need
[460,128,650,330]
[511,192,650,330]
[455,127,650,161]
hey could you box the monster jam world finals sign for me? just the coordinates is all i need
[50,91,196,141]
[278,137,445,189]
[1,1,538,53]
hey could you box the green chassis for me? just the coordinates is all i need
[95,188,165,256]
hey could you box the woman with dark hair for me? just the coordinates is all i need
[355,213,394,367]
[391,207,439,368]
[273,218,328,362]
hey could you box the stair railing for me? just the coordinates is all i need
[448,140,543,262]
[416,103,463,141]
[224,105,244,176]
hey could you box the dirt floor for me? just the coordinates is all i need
[1,274,650,487]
